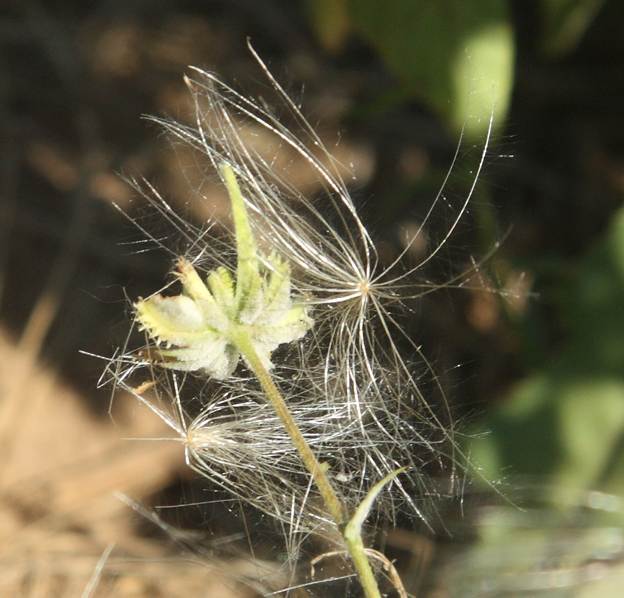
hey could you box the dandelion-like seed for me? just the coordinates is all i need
[146,46,494,520]
[108,44,498,597]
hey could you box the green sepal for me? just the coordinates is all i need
[221,163,262,318]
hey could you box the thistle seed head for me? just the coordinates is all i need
[107,47,497,541]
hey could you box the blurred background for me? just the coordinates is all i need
[1,0,624,596]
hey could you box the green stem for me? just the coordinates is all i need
[232,329,345,525]
[231,330,381,598]
[344,522,381,598]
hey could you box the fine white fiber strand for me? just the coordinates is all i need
[107,44,500,547]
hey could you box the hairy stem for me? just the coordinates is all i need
[232,330,381,598]
[232,329,345,524]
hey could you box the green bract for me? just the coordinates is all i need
[135,164,313,379]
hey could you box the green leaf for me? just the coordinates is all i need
[470,206,624,501]
[348,0,514,136]
[452,21,514,138]
[345,467,406,540]
[540,0,606,57]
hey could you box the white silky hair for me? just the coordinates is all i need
[105,43,503,563]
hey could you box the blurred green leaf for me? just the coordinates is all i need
[452,21,514,138]
[540,0,606,57]
[346,0,514,136]
[471,206,624,500]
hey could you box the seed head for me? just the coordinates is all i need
[107,47,499,539]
